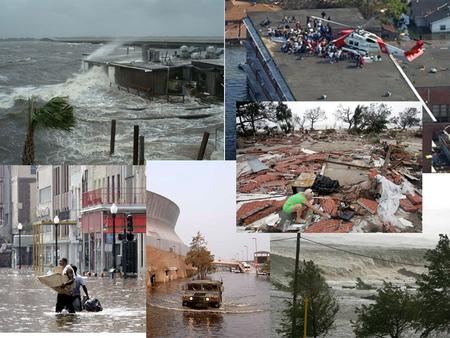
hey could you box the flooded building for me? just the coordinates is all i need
[0,165,12,243]
[80,165,147,277]
[0,165,12,267]
[146,191,190,285]
[83,43,224,99]
[9,166,36,268]
[33,165,80,272]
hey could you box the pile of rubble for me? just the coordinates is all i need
[236,131,422,233]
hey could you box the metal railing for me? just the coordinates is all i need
[82,187,146,208]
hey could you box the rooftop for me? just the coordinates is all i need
[401,39,450,87]
[246,9,418,101]
[225,0,280,22]
[86,49,224,71]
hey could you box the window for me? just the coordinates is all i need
[53,167,60,196]
[349,40,354,45]
[440,25,446,31]
[112,175,115,203]
[107,176,110,203]
[39,186,51,203]
[117,175,121,202]
[366,38,376,43]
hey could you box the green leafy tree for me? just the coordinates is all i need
[277,260,339,338]
[236,102,266,136]
[359,103,392,134]
[352,282,418,338]
[274,102,293,134]
[415,234,450,337]
[22,97,75,164]
[391,107,421,130]
[185,232,214,279]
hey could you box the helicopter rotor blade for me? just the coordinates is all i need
[309,15,352,29]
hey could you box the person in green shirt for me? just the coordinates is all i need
[283,189,330,223]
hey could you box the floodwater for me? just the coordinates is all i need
[0,268,145,332]
[270,238,450,338]
[225,46,248,160]
[147,271,270,337]
[0,40,224,163]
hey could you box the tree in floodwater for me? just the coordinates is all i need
[415,234,450,337]
[352,281,418,338]
[185,232,214,279]
[22,97,75,164]
[277,260,339,338]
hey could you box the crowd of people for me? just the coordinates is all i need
[262,12,366,67]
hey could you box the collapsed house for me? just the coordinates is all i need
[236,130,422,233]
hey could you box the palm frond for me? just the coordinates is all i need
[32,96,76,132]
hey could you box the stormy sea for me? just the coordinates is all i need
[270,234,446,338]
[0,40,223,163]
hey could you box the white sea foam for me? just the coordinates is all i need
[0,67,110,109]
[86,41,123,61]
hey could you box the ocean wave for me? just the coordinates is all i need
[0,66,110,109]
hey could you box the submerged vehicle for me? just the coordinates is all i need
[182,280,223,309]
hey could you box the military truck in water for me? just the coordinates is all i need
[182,280,223,309]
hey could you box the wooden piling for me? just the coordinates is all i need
[133,125,139,165]
[197,132,210,160]
[139,135,145,165]
[110,119,116,155]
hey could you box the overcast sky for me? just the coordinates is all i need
[284,101,423,130]
[0,0,224,38]
[146,161,270,261]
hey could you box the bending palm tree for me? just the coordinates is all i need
[22,96,75,164]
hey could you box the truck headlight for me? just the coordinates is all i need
[189,297,193,300]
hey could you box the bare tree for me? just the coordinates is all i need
[335,105,354,131]
[305,107,326,130]
[293,114,306,131]
[391,107,421,130]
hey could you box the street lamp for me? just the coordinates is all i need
[110,203,118,275]
[54,215,59,267]
[244,245,249,262]
[17,223,23,269]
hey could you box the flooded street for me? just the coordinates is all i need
[0,268,145,332]
[147,271,270,337]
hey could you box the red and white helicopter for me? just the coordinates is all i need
[310,15,425,62]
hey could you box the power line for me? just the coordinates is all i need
[271,235,424,268]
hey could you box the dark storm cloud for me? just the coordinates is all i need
[0,0,224,38]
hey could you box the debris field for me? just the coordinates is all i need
[236,130,422,233]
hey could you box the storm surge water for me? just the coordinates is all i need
[0,40,223,163]
[270,237,434,337]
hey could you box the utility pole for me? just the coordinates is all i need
[292,232,301,337]
[304,297,309,338]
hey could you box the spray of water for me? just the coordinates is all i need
[86,41,124,61]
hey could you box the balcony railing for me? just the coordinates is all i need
[82,187,146,208]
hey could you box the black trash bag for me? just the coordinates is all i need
[83,298,103,312]
[311,175,340,195]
